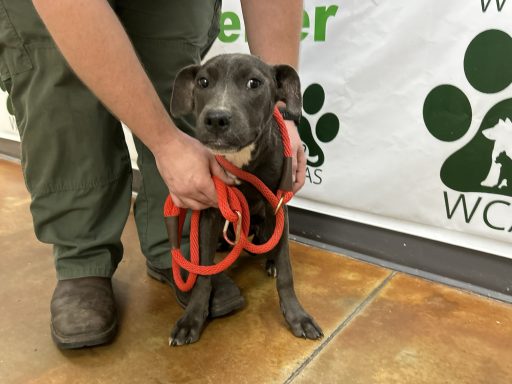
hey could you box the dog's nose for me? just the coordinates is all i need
[204,109,231,131]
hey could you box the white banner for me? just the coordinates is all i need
[1,0,511,257]
[206,0,512,258]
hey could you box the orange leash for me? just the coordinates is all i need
[163,107,294,292]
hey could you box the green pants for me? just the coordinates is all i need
[0,0,221,279]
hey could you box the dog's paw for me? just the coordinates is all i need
[283,308,323,340]
[265,259,278,278]
[169,311,208,347]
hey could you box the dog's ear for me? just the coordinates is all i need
[273,65,302,117]
[170,64,200,117]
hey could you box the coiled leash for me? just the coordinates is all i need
[163,107,294,292]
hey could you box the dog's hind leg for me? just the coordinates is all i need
[266,206,323,340]
[170,209,222,346]
[249,209,278,278]
[249,212,277,278]
[252,230,277,278]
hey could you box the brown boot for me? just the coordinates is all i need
[50,277,117,349]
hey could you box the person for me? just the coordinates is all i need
[0,0,305,349]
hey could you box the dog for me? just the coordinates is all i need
[496,151,512,191]
[168,53,323,346]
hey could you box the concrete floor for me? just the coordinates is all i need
[1,158,512,384]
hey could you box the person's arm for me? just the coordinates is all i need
[241,0,305,193]
[32,0,233,210]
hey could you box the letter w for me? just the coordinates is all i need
[481,0,507,12]
[444,192,482,223]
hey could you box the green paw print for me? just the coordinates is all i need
[299,83,340,167]
[423,29,512,196]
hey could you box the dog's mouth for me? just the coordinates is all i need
[202,140,243,154]
[201,136,257,155]
[196,119,262,157]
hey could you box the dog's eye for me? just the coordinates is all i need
[247,79,262,89]
[197,77,209,88]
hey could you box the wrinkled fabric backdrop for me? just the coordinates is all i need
[1,0,510,258]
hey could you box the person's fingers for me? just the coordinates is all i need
[170,193,185,208]
[171,193,209,211]
[170,191,211,210]
[182,197,210,211]
[193,170,218,207]
[284,120,303,187]
[291,155,298,184]
[198,189,218,208]
[210,157,236,185]
[293,145,306,193]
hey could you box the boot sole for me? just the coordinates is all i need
[51,319,118,349]
[146,266,245,318]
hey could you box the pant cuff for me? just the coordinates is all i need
[56,266,115,280]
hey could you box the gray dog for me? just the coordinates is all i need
[169,53,323,346]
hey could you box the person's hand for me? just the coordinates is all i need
[285,120,306,193]
[153,130,235,210]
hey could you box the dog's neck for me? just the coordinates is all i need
[215,143,256,168]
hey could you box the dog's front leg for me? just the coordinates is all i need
[170,208,222,346]
[269,206,323,340]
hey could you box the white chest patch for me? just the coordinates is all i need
[213,143,255,168]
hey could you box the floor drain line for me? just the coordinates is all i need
[284,271,397,384]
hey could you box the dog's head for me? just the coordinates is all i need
[170,54,301,154]
[496,151,511,165]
